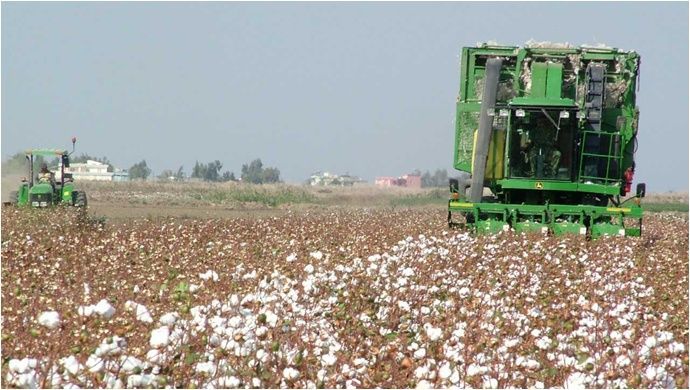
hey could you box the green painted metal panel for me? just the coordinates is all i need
[553,221,587,235]
[509,97,576,106]
[531,62,548,98]
[546,63,563,99]
[476,219,509,234]
[591,223,625,238]
[513,221,548,234]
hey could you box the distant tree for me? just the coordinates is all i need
[175,166,185,181]
[221,171,236,182]
[158,169,175,181]
[420,169,448,188]
[241,159,281,184]
[432,169,448,187]
[129,160,151,180]
[262,167,281,184]
[192,161,206,180]
[421,171,433,187]
[203,160,223,182]
[2,152,61,178]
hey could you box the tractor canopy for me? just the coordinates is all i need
[25,149,68,157]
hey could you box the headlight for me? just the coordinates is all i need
[515,109,526,117]
[40,202,48,207]
[32,201,39,207]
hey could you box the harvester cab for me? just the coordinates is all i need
[10,137,88,208]
[449,43,645,237]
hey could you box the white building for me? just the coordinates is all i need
[63,160,129,181]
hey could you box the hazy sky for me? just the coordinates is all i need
[2,2,688,190]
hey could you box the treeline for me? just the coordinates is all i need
[2,152,282,185]
[412,169,449,188]
[136,158,281,184]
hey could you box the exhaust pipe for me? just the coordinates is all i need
[470,58,502,202]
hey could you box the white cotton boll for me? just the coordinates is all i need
[616,354,631,367]
[416,379,432,389]
[78,305,96,317]
[9,358,37,374]
[195,361,216,375]
[466,363,487,376]
[564,372,588,389]
[85,355,104,373]
[398,301,411,311]
[458,287,470,298]
[536,336,552,350]
[94,299,116,319]
[60,355,82,376]
[38,311,60,329]
[127,374,157,388]
[286,253,298,262]
[310,251,323,260]
[159,312,179,326]
[657,331,673,343]
[482,377,498,389]
[119,356,143,373]
[321,353,337,367]
[146,349,166,365]
[150,326,170,348]
[504,338,521,348]
[644,336,658,348]
[282,367,300,380]
[414,365,429,379]
[421,306,431,315]
[402,268,415,277]
[255,326,268,338]
[135,304,153,323]
[199,270,219,281]
[669,342,685,354]
[414,348,426,359]
[252,377,261,387]
[133,285,140,293]
[438,362,452,380]
[305,264,315,274]
[264,311,279,327]
[217,376,241,388]
[424,323,442,341]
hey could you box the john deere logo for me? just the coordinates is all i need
[535,182,544,190]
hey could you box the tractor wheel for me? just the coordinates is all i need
[9,191,18,205]
[74,191,88,208]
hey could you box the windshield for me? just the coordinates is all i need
[507,108,576,180]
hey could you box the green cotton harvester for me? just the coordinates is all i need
[448,43,645,237]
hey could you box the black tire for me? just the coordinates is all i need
[9,191,18,205]
[74,191,88,208]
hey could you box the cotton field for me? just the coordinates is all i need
[1,208,688,388]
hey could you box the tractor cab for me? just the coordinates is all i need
[11,137,87,208]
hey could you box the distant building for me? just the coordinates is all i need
[62,160,129,182]
[308,171,365,186]
[375,174,421,189]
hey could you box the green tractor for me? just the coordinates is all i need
[449,43,645,237]
[9,137,88,208]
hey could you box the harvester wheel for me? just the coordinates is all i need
[74,191,88,208]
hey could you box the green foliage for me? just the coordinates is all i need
[420,169,449,188]
[2,152,57,176]
[192,161,233,182]
[241,159,281,184]
[158,166,185,181]
[129,160,151,180]
[194,185,316,207]
[643,203,689,213]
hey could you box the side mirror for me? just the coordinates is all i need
[636,183,646,198]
